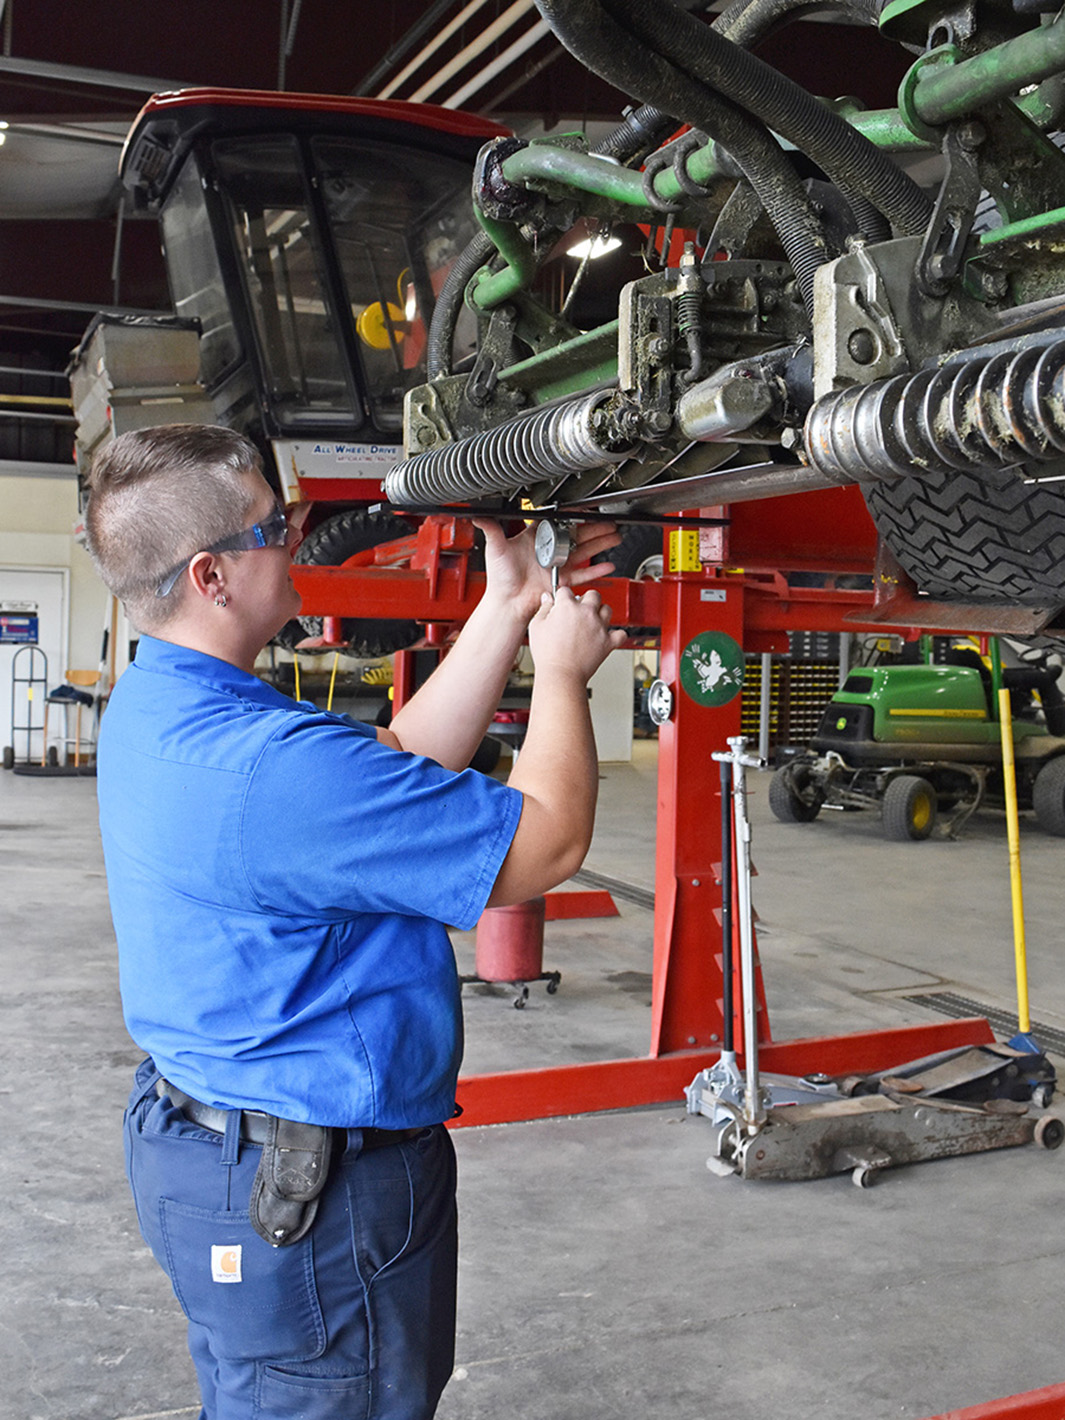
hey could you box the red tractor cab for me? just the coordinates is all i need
[71,89,507,653]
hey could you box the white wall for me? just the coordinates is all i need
[589,647,635,763]
[0,461,110,676]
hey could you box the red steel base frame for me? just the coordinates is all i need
[544,890,619,921]
[925,1381,1065,1419]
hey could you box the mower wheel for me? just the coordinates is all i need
[882,775,937,841]
[1033,755,1065,836]
[768,763,824,823]
[865,464,1065,607]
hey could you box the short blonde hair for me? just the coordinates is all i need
[86,424,264,630]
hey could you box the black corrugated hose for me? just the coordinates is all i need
[534,0,831,313]
[426,230,496,382]
[714,0,883,52]
[606,0,932,237]
[594,104,682,166]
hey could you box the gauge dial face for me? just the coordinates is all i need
[534,520,572,569]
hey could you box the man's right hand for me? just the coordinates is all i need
[527,587,627,684]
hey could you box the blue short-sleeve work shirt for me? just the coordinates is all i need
[97,636,523,1129]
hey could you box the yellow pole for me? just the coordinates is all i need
[293,654,301,703]
[997,687,1031,1034]
[327,651,339,712]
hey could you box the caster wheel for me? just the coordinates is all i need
[1032,1084,1055,1109]
[1035,1114,1065,1150]
[852,1166,879,1188]
[706,1118,741,1176]
[546,977,559,995]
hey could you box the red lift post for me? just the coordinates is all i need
[292,482,996,1129]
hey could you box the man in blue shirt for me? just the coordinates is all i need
[86,423,625,1419]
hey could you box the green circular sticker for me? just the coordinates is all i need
[679,631,745,707]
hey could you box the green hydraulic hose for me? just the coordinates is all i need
[911,14,1065,127]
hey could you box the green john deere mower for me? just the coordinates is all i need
[769,645,1065,841]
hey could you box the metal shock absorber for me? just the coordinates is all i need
[384,391,632,506]
[803,338,1065,485]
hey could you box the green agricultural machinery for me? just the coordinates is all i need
[769,644,1065,838]
[381,0,1065,633]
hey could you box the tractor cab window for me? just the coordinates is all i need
[159,155,241,387]
[213,135,356,430]
[310,137,481,431]
[165,128,482,437]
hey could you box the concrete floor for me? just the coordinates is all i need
[3,740,1065,1420]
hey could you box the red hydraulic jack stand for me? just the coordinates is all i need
[291,489,996,1130]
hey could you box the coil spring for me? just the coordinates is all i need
[676,289,702,337]
[676,287,705,385]
[803,339,1065,485]
[384,392,629,506]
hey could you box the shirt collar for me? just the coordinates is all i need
[133,634,295,711]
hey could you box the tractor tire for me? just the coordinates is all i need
[864,467,1065,608]
[768,762,824,823]
[882,774,937,841]
[863,144,1065,613]
[602,524,664,581]
[290,509,421,658]
[1032,754,1065,835]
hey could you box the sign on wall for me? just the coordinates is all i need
[0,600,39,644]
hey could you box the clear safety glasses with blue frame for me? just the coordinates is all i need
[156,503,291,598]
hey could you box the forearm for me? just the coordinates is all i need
[388,590,528,769]
[487,667,599,905]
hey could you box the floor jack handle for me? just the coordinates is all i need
[714,735,766,1126]
[719,758,734,1059]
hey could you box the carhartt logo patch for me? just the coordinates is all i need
[211,1245,242,1283]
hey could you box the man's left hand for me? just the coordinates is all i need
[472,519,622,622]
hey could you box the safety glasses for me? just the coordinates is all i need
[156,503,291,598]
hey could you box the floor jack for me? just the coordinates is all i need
[686,737,1064,1187]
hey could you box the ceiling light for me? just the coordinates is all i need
[567,234,621,260]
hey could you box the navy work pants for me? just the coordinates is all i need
[124,1060,458,1419]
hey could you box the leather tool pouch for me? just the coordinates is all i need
[249,1116,333,1248]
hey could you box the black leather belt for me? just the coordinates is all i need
[157,1079,425,1151]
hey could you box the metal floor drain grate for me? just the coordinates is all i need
[905,991,1065,1056]
[572,867,655,911]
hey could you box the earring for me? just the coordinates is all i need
[215,595,227,608]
